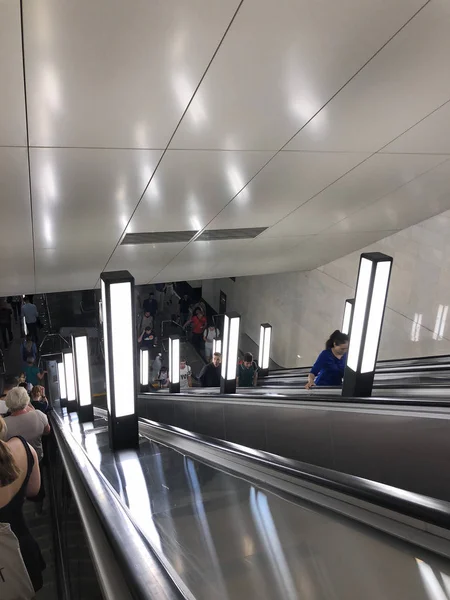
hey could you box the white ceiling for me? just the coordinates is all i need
[2,0,450,293]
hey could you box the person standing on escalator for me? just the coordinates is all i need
[21,297,39,344]
[184,308,207,355]
[305,330,349,389]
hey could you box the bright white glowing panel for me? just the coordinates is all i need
[140,348,149,386]
[342,301,353,335]
[110,281,134,418]
[74,336,92,407]
[63,352,76,402]
[169,338,180,384]
[22,316,27,336]
[221,316,230,376]
[410,313,422,342]
[262,326,271,370]
[213,339,222,355]
[226,317,240,380]
[347,258,372,371]
[258,326,264,367]
[101,280,111,413]
[58,361,67,400]
[361,261,391,373]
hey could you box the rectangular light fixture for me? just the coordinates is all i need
[57,360,67,404]
[101,270,138,450]
[22,316,28,336]
[72,333,93,422]
[213,339,222,355]
[258,323,272,377]
[63,348,76,413]
[343,253,393,397]
[169,335,180,393]
[140,347,149,389]
[341,298,354,336]
[220,312,241,394]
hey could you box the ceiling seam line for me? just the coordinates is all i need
[147,0,432,283]
[19,0,36,293]
[313,155,450,237]
[93,0,246,289]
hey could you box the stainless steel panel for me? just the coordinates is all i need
[140,396,450,501]
[65,410,450,600]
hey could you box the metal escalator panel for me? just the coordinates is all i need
[86,407,450,600]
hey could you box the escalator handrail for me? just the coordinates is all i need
[140,390,450,408]
[136,415,450,531]
[50,410,184,600]
[269,354,450,375]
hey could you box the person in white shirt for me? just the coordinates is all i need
[179,358,192,390]
[21,296,39,343]
[203,323,219,361]
[0,375,17,415]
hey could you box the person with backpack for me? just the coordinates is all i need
[237,352,258,388]
[203,322,219,361]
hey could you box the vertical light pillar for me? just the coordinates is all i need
[169,335,180,393]
[72,333,93,422]
[258,323,272,377]
[213,339,222,355]
[220,312,241,394]
[57,359,67,406]
[63,348,76,413]
[341,298,354,336]
[22,316,28,336]
[342,252,393,397]
[101,270,138,450]
[140,347,149,392]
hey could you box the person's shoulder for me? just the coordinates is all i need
[36,409,48,424]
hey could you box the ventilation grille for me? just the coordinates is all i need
[121,231,197,245]
[196,227,267,242]
[121,227,267,245]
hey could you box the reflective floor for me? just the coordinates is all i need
[62,410,450,600]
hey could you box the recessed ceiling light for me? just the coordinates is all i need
[297,355,302,359]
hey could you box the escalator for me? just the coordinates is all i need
[71,404,450,600]
[135,350,450,503]
[9,403,183,600]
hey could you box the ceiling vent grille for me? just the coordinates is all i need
[196,227,267,242]
[121,231,197,245]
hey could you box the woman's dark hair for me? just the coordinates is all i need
[325,330,349,350]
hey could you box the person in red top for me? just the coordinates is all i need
[185,308,207,355]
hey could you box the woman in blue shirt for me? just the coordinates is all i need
[305,330,349,389]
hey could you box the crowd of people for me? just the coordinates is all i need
[0,294,48,595]
[136,285,261,390]
[0,375,50,594]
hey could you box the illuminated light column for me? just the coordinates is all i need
[220,312,241,394]
[342,253,393,397]
[169,335,180,393]
[341,299,355,336]
[258,323,272,377]
[63,348,77,413]
[140,347,150,392]
[101,270,138,450]
[57,359,67,406]
[72,333,94,423]
[212,338,222,355]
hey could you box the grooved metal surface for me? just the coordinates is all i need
[196,227,267,241]
[121,231,197,245]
